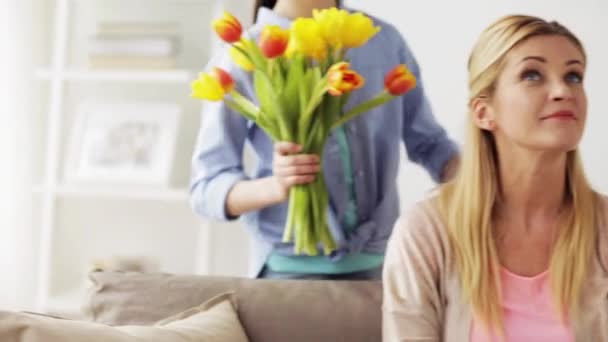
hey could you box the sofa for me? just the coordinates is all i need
[0,271,383,342]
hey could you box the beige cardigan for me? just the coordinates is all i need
[382,196,608,342]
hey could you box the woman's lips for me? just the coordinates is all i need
[541,110,576,120]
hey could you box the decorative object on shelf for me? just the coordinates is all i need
[66,101,180,185]
[88,21,181,69]
[90,255,161,273]
[192,9,417,256]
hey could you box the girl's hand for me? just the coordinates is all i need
[271,141,321,201]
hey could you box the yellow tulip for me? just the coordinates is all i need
[312,7,348,48]
[290,18,327,60]
[312,8,380,50]
[229,41,254,71]
[191,67,235,101]
[341,12,381,48]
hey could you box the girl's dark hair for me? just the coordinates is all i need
[253,0,277,21]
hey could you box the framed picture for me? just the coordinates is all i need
[66,101,180,185]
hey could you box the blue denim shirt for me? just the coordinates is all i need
[190,7,459,277]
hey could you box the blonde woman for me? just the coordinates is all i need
[383,14,608,341]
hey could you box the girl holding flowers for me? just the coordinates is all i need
[190,0,459,280]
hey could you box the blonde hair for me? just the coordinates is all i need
[437,14,601,332]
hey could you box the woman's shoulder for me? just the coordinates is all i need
[595,193,608,232]
[392,191,450,248]
[594,194,608,274]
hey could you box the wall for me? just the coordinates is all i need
[0,0,51,310]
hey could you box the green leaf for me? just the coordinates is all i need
[283,56,305,121]
[256,111,280,140]
[268,58,285,93]
[241,38,268,72]
[297,67,328,142]
[254,69,291,139]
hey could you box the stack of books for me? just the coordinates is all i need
[88,21,180,69]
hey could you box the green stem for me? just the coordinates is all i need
[282,187,297,243]
[293,186,302,254]
[224,99,255,121]
[331,92,393,130]
[229,90,260,118]
[304,185,318,256]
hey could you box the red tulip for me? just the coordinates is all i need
[211,67,235,92]
[384,64,416,96]
[213,11,242,43]
[259,25,290,58]
[327,62,365,96]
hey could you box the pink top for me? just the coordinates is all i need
[470,268,574,342]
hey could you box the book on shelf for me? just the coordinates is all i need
[87,21,181,69]
[88,55,176,69]
[96,21,180,37]
[88,36,178,57]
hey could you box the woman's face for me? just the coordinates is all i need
[479,35,587,153]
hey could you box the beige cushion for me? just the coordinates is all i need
[0,292,249,342]
[84,271,382,342]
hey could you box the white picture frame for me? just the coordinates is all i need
[65,101,180,185]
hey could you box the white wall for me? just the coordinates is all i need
[346,0,608,209]
[0,0,50,310]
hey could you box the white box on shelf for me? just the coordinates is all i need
[65,101,180,185]
[35,68,194,82]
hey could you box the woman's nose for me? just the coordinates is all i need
[549,79,574,102]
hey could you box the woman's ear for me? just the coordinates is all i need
[471,97,496,131]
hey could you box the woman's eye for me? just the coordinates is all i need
[521,69,542,81]
[565,71,583,84]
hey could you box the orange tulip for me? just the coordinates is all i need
[213,11,242,43]
[191,67,235,101]
[327,62,365,96]
[211,67,235,92]
[384,64,416,96]
[259,25,290,58]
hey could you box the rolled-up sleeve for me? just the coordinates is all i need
[397,38,458,182]
[189,50,253,221]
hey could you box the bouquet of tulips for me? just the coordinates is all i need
[192,8,416,256]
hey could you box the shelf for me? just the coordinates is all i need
[70,0,209,3]
[35,68,195,83]
[33,184,190,202]
[44,291,85,318]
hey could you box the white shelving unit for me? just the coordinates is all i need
[35,68,194,83]
[33,0,232,317]
[33,184,190,202]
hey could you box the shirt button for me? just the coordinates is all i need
[358,171,364,178]
[350,125,357,133]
